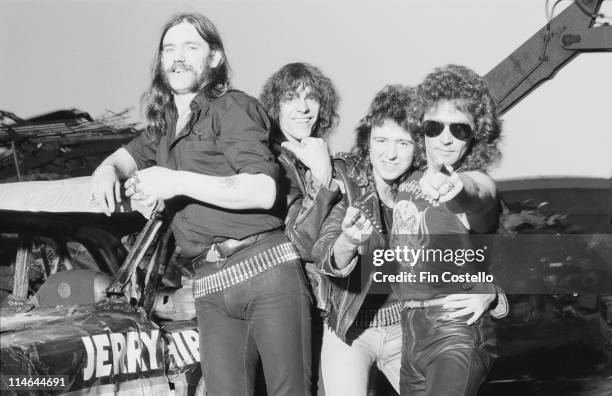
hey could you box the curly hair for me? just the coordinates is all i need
[259,63,339,140]
[414,64,502,171]
[354,84,420,164]
[351,84,421,184]
[141,13,231,142]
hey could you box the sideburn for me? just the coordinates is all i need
[197,51,217,92]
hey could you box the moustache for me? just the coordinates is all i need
[165,62,195,73]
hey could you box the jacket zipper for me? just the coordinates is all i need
[337,196,386,336]
[337,268,351,334]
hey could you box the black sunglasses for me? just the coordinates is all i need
[422,120,473,141]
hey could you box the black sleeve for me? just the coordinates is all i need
[123,131,158,170]
[215,95,279,181]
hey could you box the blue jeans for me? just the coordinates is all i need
[321,324,402,396]
[195,260,312,396]
[400,306,496,396]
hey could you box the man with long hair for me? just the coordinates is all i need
[260,62,341,394]
[90,13,312,395]
[393,64,505,396]
[311,84,419,395]
[260,62,340,296]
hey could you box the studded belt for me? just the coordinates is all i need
[402,296,447,309]
[193,242,300,298]
[353,301,403,328]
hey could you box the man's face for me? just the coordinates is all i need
[369,119,415,184]
[423,100,474,169]
[278,86,320,142]
[161,21,211,95]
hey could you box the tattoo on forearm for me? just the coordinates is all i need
[219,176,238,190]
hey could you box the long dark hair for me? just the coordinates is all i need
[259,62,339,140]
[141,13,231,141]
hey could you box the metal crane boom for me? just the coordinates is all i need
[485,0,611,115]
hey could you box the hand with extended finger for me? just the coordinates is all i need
[419,161,464,202]
[340,206,374,246]
[281,137,332,186]
[90,164,121,216]
[124,166,180,207]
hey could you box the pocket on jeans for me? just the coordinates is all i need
[425,308,470,325]
[194,259,228,279]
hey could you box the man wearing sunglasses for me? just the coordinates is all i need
[416,102,498,224]
[392,64,505,396]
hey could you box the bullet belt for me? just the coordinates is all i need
[354,301,403,328]
[193,242,300,298]
[402,296,447,309]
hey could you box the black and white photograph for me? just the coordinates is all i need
[1,1,611,395]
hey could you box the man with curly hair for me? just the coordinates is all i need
[260,62,341,266]
[392,64,506,396]
[260,63,342,394]
[311,84,418,395]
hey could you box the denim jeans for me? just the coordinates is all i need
[195,260,312,396]
[321,323,402,396]
[400,306,497,396]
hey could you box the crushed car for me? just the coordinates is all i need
[0,176,611,396]
[0,178,204,395]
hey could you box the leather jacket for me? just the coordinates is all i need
[270,127,341,310]
[312,153,509,341]
[311,153,396,340]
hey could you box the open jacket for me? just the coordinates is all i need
[270,128,341,310]
[312,153,509,341]
[311,153,396,340]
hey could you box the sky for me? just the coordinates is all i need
[1,0,611,180]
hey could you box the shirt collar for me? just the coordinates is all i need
[165,90,210,144]
[166,90,210,119]
[271,127,308,175]
[270,125,287,148]
[190,90,212,114]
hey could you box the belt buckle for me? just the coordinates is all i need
[205,244,226,264]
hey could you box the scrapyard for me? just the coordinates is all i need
[1,1,611,395]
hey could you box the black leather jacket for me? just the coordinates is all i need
[270,128,341,310]
[311,153,396,340]
[312,153,509,341]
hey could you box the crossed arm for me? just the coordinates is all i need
[90,147,276,215]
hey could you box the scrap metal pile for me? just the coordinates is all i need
[0,109,142,181]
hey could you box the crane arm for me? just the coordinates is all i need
[484,0,610,115]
